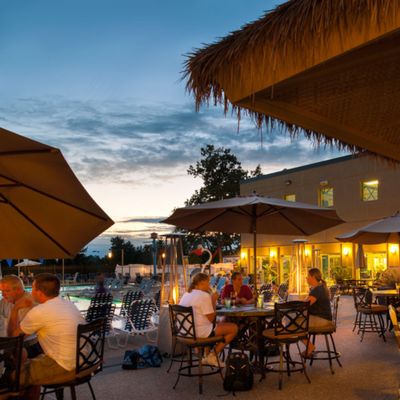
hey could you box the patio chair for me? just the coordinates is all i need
[277,283,289,302]
[116,299,159,347]
[40,318,106,400]
[89,293,113,308]
[352,287,387,342]
[169,304,224,394]
[0,334,24,399]
[306,295,342,374]
[65,272,79,285]
[119,290,144,316]
[263,301,311,390]
[85,302,117,349]
[166,303,192,373]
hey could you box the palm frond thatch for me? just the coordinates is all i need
[184,0,400,159]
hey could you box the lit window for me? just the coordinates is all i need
[319,187,334,207]
[284,194,296,202]
[362,180,379,201]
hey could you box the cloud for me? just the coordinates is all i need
[0,96,348,189]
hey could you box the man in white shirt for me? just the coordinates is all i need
[10,273,84,400]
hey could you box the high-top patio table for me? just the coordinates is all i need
[371,289,398,297]
[217,304,274,377]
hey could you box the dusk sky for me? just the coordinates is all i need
[0,1,346,254]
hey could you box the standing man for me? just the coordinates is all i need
[0,275,33,336]
[10,273,85,400]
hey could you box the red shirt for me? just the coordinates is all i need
[221,284,253,301]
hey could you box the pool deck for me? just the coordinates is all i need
[59,296,399,400]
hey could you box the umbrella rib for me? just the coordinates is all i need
[0,194,72,256]
[0,149,56,157]
[0,173,110,222]
[258,206,309,235]
[190,208,247,231]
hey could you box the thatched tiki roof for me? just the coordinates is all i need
[185,0,400,161]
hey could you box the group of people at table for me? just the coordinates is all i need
[0,273,84,400]
[0,268,334,398]
[179,268,334,367]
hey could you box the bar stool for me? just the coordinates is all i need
[263,301,311,390]
[306,295,342,374]
[0,334,24,399]
[353,287,387,342]
[169,304,224,394]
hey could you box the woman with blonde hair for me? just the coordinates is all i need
[179,272,238,367]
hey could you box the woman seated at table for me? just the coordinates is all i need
[179,273,238,367]
[303,267,333,356]
[221,271,254,305]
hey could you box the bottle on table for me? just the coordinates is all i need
[230,290,237,307]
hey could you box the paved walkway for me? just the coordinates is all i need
[65,296,399,400]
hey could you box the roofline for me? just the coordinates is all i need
[242,154,359,185]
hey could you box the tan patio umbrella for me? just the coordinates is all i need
[0,127,113,258]
[185,0,400,161]
[162,194,344,290]
[336,213,400,245]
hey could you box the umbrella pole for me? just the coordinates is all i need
[253,230,257,293]
[62,259,65,290]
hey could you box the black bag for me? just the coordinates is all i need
[223,353,253,392]
[122,350,140,370]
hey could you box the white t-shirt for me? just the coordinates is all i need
[21,296,84,371]
[179,289,214,338]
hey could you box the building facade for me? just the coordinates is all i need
[240,154,400,284]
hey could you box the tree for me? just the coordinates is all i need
[109,236,152,265]
[186,144,261,205]
[184,145,262,258]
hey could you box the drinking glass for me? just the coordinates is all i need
[224,298,232,309]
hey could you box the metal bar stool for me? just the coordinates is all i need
[169,304,224,394]
[263,301,311,390]
[306,295,342,374]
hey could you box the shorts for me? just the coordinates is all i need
[208,321,217,337]
[21,355,76,387]
[309,315,334,330]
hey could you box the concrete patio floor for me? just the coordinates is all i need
[60,296,399,400]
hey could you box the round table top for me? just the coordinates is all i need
[371,289,398,296]
[216,304,274,317]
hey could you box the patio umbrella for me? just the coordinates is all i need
[0,127,113,258]
[162,194,344,290]
[336,213,400,245]
[15,259,41,267]
[185,0,400,161]
[15,259,41,277]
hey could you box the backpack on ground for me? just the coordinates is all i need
[223,352,253,392]
[122,350,141,370]
[122,345,162,370]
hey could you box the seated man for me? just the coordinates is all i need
[179,272,238,367]
[10,273,85,400]
[0,275,34,337]
[221,271,254,305]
